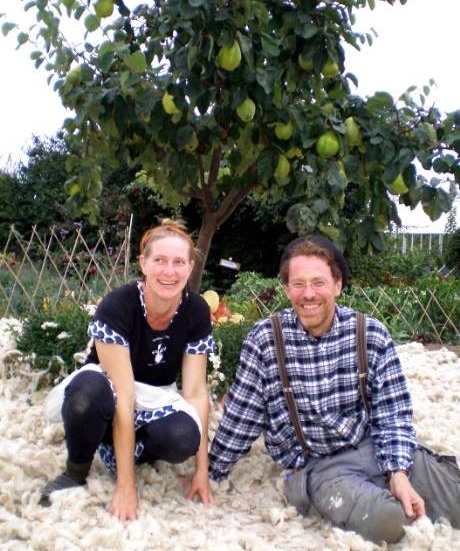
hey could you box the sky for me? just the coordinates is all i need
[1,0,459,231]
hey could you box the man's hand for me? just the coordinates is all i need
[108,483,138,521]
[388,471,425,519]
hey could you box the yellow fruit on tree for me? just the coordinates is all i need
[162,92,181,115]
[274,120,294,140]
[202,290,220,313]
[274,154,290,182]
[236,98,256,122]
[298,54,313,71]
[322,60,340,79]
[344,116,363,148]
[217,41,242,71]
[94,0,114,18]
[66,65,82,86]
[389,173,409,195]
[316,130,340,158]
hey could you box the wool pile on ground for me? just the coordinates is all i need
[0,339,459,551]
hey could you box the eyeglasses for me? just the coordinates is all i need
[286,280,327,291]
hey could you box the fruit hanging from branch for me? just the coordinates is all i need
[217,41,242,72]
[316,130,340,159]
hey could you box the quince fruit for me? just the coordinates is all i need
[94,0,114,18]
[274,154,290,182]
[274,120,294,140]
[217,41,241,72]
[316,130,340,159]
[162,92,181,115]
[236,98,256,122]
[322,60,340,79]
[298,54,313,71]
[389,173,409,195]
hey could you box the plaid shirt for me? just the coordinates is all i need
[209,306,416,481]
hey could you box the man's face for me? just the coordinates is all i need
[284,254,342,337]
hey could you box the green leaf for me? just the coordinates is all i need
[256,66,276,95]
[84,14,100,32]
[366,92,394,111]
[257,150,273,184]
[1,22,15,37]
[260,33,280,58]
[299,23,318,40]
[17,32,29,45]
[124,51,147,73]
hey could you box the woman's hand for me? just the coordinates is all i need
[108,482,138,521]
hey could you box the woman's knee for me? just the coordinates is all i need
[143,411,201,464]
[62,370,114,421]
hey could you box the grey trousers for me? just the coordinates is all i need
[284,437,460,544]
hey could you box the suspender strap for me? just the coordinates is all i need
[270,312,370,455]
[270,314,311,454]
[356,312,369,413]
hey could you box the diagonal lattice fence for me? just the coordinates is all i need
[0,224,133,317]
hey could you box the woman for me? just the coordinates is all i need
[40,219,215,520]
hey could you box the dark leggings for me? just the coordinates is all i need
[62,370,201,465]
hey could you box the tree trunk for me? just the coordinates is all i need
[189,211,219,292]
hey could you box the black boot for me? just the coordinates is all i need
[39,460,91,506]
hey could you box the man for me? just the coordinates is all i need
[208,235,460,544]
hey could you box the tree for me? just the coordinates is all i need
[444,227,460,272]
[0,135,71,240]
[3,0,459,290]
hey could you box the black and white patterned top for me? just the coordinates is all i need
[85,280,214,386]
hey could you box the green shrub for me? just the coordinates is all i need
[348,248,443,286]
[444,228,460,272]
[226,271,288,319]
[16,301,91,380]
[209,320,253,399]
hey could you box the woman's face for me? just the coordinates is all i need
[139,235,194,299]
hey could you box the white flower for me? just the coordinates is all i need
[41,321,59,330]
[57,332,70,340]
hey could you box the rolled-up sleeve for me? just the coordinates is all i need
[367,325,417,473]
[209,334,266,481]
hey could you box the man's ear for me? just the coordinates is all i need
[334,278,342,297]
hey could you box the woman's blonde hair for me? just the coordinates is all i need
[139,218,196,261]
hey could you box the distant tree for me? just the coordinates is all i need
[444,206,458,235]
[3,0,459,290]
[16,134,72,232]
[0,171,21,244]
[444,227,460,272]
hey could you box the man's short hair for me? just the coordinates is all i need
[279,235,349,286]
